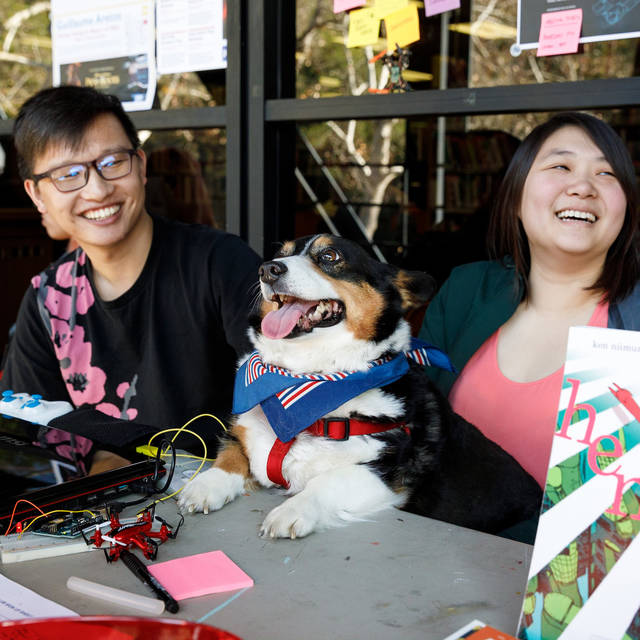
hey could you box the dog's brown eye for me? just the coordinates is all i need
[319,248,341,263]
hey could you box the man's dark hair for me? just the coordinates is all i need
[487,111,640,303]
[13,85,140,181]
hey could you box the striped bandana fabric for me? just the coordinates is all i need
[232,338,455,442]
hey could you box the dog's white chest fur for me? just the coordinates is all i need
[240,386,404,492]
[176,234,435,538]
[178,387,407,538]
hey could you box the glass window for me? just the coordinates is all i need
[156,71,224,109]
[0,3,52,118]
[295,107,636,284]
[142,128,226,229]
[468,1,638,89]
[295,118,407,264]
[296,0,640,99]
[0,5,223,117]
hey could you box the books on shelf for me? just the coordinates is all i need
[517,326,640,640]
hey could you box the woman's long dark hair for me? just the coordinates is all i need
[487,111,640,302]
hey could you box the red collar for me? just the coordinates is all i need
[266,417,406,488]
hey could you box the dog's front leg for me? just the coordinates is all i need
[178,426,252,514]
[260,464,404,539]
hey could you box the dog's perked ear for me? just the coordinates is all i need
[393,269,437,313]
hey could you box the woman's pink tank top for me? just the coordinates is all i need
[449,302,608,487]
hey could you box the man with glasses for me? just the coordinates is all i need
[1,86,262,448]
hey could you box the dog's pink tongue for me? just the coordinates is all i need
[262,300,317,339]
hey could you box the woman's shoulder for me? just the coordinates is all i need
[445,259,517,289]
[610,280,640,330]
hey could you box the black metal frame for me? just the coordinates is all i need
[1,2,639,257]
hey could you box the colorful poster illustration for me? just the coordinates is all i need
[51,0,156,111]
[512,0,640,55]
[517,326,640,640]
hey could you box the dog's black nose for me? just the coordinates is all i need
[259,260,288,284]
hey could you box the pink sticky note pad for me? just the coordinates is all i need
[425,0,461,18]
[148,550,253,600]
[537,9,582,57]
[334,0,366,12]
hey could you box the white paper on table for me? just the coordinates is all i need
[0,574,77,620]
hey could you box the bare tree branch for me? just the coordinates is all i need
[4,2,50,53]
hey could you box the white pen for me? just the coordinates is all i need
[66,576,165,615]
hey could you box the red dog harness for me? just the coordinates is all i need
[266,417,407,488]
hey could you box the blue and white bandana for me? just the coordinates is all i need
[232,338,455,442]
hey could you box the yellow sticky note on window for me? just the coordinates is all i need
[347,8,381,48]
[385,4,420,48]
[374,0,409,19]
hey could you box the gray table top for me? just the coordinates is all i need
[1,488,532,640]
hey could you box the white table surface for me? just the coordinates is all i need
[1,488,532,640]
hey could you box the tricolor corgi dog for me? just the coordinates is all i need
[178,235,541,538]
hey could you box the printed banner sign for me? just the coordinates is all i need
[51,0,156,111]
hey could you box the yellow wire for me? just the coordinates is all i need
[167,413,227,437]
[18,416,226,535]
[19,508,97,538]
[172,452,216,462]
[138,413,227,511]
[137,428,206,511]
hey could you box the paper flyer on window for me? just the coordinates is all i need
[51,0,156,111]
[512,0,640,55]
[156,0,227,75]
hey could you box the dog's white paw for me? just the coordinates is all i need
[177,468,244,515]
[259,494,318,539]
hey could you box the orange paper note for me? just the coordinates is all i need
[466,626,518,640]
[537,9,582,57]
[385,4,420,48]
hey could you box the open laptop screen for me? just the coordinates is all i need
[0,413,161,532]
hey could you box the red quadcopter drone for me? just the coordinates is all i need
[83,506,183,562]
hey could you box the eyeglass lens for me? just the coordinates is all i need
[50,151,133,192]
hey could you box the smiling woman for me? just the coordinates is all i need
[420,112,640,503]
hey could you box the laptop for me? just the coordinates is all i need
[0,412,163,533]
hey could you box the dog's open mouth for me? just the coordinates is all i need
[262,295,345,339]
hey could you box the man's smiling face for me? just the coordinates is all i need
[24,112,148,254]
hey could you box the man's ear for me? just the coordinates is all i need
[136,148,147,186]
[24,179,47,214]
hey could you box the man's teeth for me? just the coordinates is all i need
[83,205,120,221]
[556,209,596,223]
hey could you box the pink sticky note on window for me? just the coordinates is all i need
[148,550,253,600]
[425,0,461,18]
[334,0,366,12]
[537,9,582,57]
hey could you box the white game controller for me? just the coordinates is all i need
[0,390,73,426]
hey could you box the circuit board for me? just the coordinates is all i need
[31,511,107,538]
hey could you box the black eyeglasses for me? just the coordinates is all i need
[32,149,138,193]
